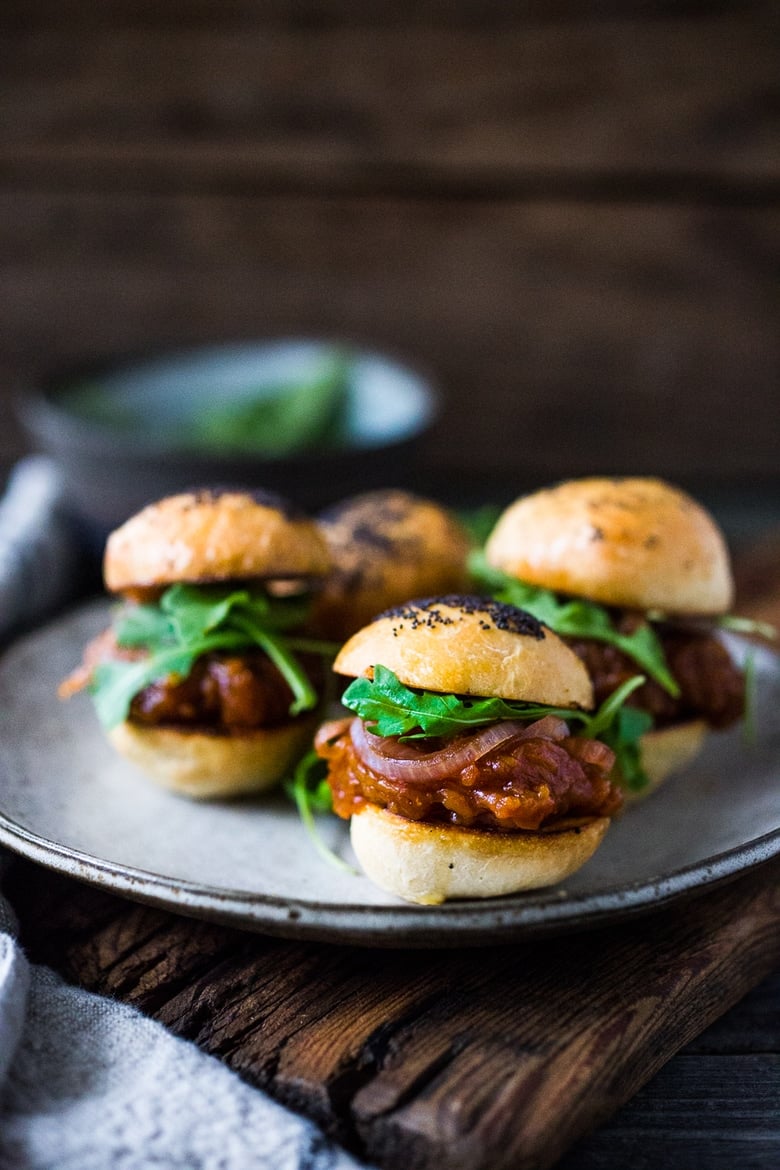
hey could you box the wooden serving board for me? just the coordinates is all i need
[7,857,780,1170]
[6,529,780,1170]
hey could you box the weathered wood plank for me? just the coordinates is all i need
[558,1053,780,1170]
[1,192,777,480]
[7,857,779,1170]
[684,970,780,1053]
[1,19,777,186]
[1,2,769,30]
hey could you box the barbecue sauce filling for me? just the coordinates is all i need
[568,614,745,730]
[66,629,322,733]
[317,722,623,833]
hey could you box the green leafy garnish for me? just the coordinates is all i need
[284,749,356,874]
[343,663,643,740]
[90,583,336,730]
[92,630,247,729]
[718,614,777,641]
[342,665,651,788]
[469,550,680,697]
[456,504,504,547]
[341,664,543,739]
[599,706,654,791]
[742,649,758,747]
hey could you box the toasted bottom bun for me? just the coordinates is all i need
[108,716,317,799]
[349,804,610,905]
[621,719,708,803]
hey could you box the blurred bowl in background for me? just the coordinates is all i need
[19,339,438,543]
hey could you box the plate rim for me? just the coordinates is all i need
[1,803,778,947]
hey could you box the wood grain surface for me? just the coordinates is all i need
[7,857,779,1170]
[2,17,777,186]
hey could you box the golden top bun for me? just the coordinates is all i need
[104,489,331,594]
[333,595,593,709]
[311,490,471,640]
[621,719,707,804]
[350,804,610,904]
[485,477,734,615]
[108,715,318,799]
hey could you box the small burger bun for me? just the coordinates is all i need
[485,477,734,616]
[311,490,472,640]
[108,716,318,800]
[350,805,610,905]
[95,488,329,798]
[334,595,593,710]
[331,596,612,903]
[104,488,330,595]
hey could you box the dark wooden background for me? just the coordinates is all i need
[0,1,778,489]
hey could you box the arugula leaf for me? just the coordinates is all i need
[742,649,757,747]
[158,583,309,639]
[342,666,651,790]
[91,583,326,729]
[718,614,777,641]
[229,613,317,716]
[113,603,175,646]
[469,550,680,696]
[284,749,356,874]
[343,664,599,739]
[161,584,244,643]
[599,706,654,792]
[456,504,503,547]
[343,665,643,741]
[91,630,247,729]
[341,665,527,738]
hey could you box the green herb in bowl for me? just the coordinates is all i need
[184,350,352,455]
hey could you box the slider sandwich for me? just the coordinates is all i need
[477,477,749,794]
[315,595,636,904]
[61,489,332,797]
[310,489,472,641]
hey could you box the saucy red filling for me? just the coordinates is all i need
[317,723,622,832]
[63,628,321,733]
[568,619,745,729]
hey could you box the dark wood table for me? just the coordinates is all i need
[3,523,779,1170]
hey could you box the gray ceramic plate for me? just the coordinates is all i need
[1,602,778,947]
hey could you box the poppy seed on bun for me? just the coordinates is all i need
[311,489,472,640]
[334,594,594,710]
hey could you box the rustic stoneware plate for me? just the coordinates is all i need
[0,602,778,948]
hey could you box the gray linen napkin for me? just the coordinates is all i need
[0,459,369,1170]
